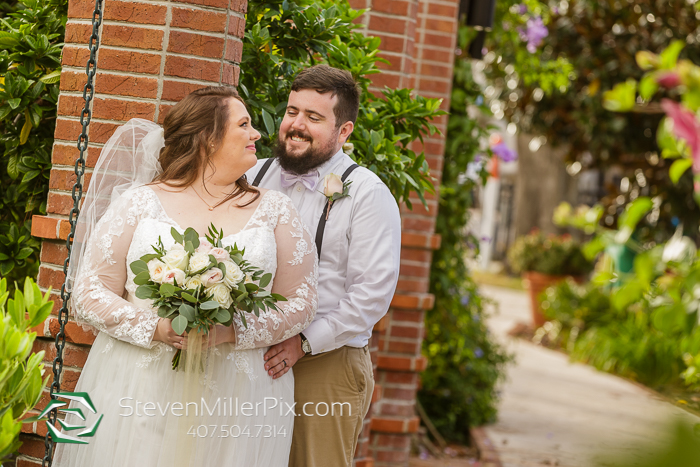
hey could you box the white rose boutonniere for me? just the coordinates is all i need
[320,173,352,219]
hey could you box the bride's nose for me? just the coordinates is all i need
[251,127,261,142]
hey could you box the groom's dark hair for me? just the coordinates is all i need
[291,65,360,128]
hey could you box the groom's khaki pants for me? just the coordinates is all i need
[289,345,374,467]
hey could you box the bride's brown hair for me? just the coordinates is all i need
[152,86,260,207]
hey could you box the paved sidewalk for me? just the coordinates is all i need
[480,284,700,467]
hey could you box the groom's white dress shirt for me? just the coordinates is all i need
[246,149,401,354]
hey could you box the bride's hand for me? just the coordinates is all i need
[153,318,185,349]
[180,324,235,350]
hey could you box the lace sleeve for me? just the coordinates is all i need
[71,189,160,348]
[231,192,318,349]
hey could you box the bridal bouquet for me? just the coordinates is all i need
[129,224,286,369]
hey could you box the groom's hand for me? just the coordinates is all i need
[264,335,304,379]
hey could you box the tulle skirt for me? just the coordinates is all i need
[53,331,294,467]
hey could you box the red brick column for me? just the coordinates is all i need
[20,0,247,465]
[348,1,459,466]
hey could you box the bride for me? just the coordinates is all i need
[53,87,318,466]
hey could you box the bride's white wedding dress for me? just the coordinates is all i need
[53,186,318,467]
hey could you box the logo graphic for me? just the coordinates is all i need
[37,392,103,444]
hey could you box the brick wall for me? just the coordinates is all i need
[348,1,459,466]
[24,0,460,465]
[21,0,247,464]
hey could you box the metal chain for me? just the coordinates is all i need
[42,0,103,463]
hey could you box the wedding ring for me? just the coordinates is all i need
[283,360,287,368]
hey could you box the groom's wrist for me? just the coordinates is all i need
[299,332,312,355]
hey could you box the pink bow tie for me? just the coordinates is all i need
[280,169,320,191]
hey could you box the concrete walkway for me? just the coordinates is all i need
[480,284,700,467]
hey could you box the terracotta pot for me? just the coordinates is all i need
[524,271,584,328]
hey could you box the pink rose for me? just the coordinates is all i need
[210,248,230,262]
[196,240,213,254]
[162,268,186,287]
[201,267,224,287]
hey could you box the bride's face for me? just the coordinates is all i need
[208,98,261,181]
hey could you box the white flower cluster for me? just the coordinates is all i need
[146,240,246,309]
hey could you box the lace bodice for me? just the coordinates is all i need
[71,185,318,350]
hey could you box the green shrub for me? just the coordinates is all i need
[0,277,52,462]
[242,0,442,207]
[508,230,593,276]
[0,0,67,284]
[418,27,510,442]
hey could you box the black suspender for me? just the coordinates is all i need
[315,164,358,257]
[250,158,359,259]
[251,158,275,187]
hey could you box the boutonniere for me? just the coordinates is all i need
[319,173,352,220]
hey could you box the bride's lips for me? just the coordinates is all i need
[246,144,256,151]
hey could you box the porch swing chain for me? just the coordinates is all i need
[42,0,103,463]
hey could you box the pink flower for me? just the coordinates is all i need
[661,99,700,171]
[201,267,224,287]
[162,268,186,286]
[656,72,681,89]
[210,248,230,262]
[196,240,213,254]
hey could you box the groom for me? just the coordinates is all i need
[246,65,401,466]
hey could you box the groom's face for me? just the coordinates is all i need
[274,89,342,174]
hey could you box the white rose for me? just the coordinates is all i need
[323,173,344,197]
[196,240,213,254]
[210,247,230,262]
[162,248,189,271]
[170,243,185,251]
[185,275,203,291]
[206,283,233,308]
[147,259,167,283]
[188,251,210,273]
[201,267,224,288]
[162,267,187,287]
[222,260,244,288]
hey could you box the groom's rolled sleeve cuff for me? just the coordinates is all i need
[301,319,335,355]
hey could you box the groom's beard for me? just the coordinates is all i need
[273,129,338,175]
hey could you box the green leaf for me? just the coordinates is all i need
[659,40,685,70]
[136,285,156,300]
[7,98,21,110]
[618,197,653,231]
[262,109,275,135]
[133,271,151,286]
[170,228,183,244]
[670,158,693,184]
[181,292,197,303]
[19,110,32,145]
[178,303,195,322]
[171,315,188,335]
[130,260,149,275]
[39,69,61,84]
[638,74,659,101]
[200,300,220,310]
[159,283,177,297]
[215,309,231,323]
[259,273,272,289]
[602,80,637,112]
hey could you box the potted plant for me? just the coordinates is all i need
[508,230,593,327]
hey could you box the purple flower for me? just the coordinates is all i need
[460,295,470,306]
[491,142,518,162]
[474,347,484,358]
[518,3,527,14]
[519,16,548,53]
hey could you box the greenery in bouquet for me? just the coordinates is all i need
[507,230,593,277]
[129,224,285,369]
